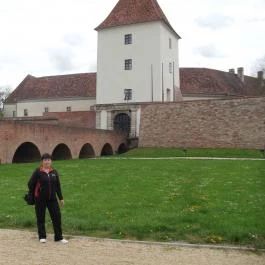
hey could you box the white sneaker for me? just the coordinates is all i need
[40,238,46,243]
[59,238,68,244]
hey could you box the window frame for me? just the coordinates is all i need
[124,34,132,45]
[124,89,132,101]
[169,62,173,73]
[124,59,132,70]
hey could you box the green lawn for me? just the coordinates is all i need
[0,156,264,249]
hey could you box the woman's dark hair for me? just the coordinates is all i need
[41,153,52,160]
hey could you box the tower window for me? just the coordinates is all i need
[166,88,171,101]
[169,62,172,73]
[169,38,172,49]
[124,59,132,70]
[124,89,132,101]
[124,34,132,45]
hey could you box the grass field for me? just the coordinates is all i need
[0,150,264,248]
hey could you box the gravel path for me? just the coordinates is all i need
[0,229,264,265]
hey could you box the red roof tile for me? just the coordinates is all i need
[180,68,265,97]
[5,73,96,103]
[95,0,180,38]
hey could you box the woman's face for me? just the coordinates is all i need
[42,158,52,168]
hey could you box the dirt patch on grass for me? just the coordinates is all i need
[0,229,264,265]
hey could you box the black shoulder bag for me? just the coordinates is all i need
[24,191,35,205]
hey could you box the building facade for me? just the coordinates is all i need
[3,0,265,141]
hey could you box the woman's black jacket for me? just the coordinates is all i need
[28,167,63,202]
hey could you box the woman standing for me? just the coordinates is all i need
[28,153,68,243]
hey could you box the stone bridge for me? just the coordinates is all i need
[0,120,127,164]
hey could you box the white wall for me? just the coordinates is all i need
[100,110,107,129]
[96,21,180,105]
[4,98,96,117]
[3,104,16,117]
[160,23,180,102]
[136,107,141,137]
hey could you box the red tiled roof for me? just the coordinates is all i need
[180,68,265,97]
[5,73,96,103]
[244,75,265,96]
[95,0,180,38]
[5,68,264,104]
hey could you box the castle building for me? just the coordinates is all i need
[3,0,265,140]
[93,0,181,138]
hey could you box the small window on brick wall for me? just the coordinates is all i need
[66,106,71,112]
[24,109,28,116]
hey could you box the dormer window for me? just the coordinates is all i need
[124,34,132,45]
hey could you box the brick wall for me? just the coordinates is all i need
[43,111,96,128]
[139,97,265,149]
[0,120,126,164]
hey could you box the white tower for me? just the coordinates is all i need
[94,0,181,137]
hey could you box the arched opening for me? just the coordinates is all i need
[52,144,72,160]
[79,143,95,159]
[101,143,113,157]
[12,142,41,163]
[117,143,128,154]
[114,113,131,135]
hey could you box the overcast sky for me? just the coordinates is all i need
[0,0,265,90]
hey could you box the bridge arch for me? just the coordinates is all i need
[12,142,41,163]
[100,143,113,156]
[79,143,95,159]
[117,143,128,154]
[52,143,72,160]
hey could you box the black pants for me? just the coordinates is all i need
[35,199,63,241]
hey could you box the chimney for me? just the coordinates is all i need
[258,71,264,88]
[237,67,244,82]
[229,68,235,74]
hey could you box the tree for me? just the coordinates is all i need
[252,56,265,74]
[0,87,11,119]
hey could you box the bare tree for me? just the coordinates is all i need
[0,87,11,119]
